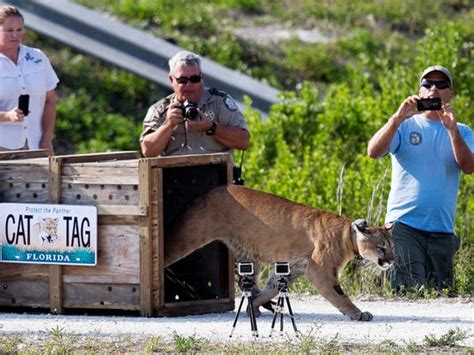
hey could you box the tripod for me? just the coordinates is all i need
[229,276,258,337]
[269,275,299,337]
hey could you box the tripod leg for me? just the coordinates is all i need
[285,296,299,336]
[278,296,284,335]
[269,299,279,337]
[229,296,245,338]
[247,296,259,337]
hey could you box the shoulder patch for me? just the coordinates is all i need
[224,96,238,112]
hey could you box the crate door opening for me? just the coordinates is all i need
[162,164,230,303]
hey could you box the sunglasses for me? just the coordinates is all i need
[173,74,202,84]
[420,79,450,90]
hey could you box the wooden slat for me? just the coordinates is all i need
[157,299,234,317]
[164,298,233,308]
[138,159,153,316]
[0,280,50,308]
[48,156,63,314]
[61,165,139,183]
[97,205,147,216]
[54,151,139,164]
[63,274,138,284]
[63,283,140,310]
[63,225,140,283]
[0,263,50,280]
[0,149,48,160]
[60,186,140,206]
[0,187,49,203]
[151,152,231,168]
[99,215,140,226]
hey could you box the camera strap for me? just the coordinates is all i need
[233,150,245,185]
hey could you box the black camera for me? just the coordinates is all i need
[275,262,290,276]
[182,100,199,120]
[238,262,254,276]
[417,98,441,111]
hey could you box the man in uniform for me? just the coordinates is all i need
[140,51,249,157]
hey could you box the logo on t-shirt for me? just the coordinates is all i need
[410,131,422,145]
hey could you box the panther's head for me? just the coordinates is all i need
[352,219,394,270]
[40,218,59,238]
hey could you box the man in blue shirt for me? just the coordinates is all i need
[367,65,474,295]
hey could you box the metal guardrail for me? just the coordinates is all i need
[2,0,279,112]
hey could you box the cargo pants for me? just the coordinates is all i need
[389,222,460,294]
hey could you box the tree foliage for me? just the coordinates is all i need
[25,2,473,295]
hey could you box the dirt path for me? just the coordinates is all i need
[1,296,472,346]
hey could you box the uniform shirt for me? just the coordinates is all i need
[0,44,59,149]
[140,88,248,156]
[386,114,474,233]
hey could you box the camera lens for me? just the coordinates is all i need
[182,100,199,120]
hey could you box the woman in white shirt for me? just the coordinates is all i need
[0,6,59,154]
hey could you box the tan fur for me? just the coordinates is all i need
[165,185,394,321]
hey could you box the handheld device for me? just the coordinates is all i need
[18,94,30,116]
[417,98,441,111]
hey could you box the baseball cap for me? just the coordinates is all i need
[419,65,453,88]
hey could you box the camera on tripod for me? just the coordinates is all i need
[237,262,254,276]
[275,261,290,276]
[182,100,199,120]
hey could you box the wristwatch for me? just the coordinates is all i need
[205,121,217,136]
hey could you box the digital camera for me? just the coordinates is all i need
[237,262,254,276]
[274,262,290,276]
[182,100,199,120]
[417,98,441,111]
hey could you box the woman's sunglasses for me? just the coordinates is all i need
[420,79,450,90]
[174,75,202,84]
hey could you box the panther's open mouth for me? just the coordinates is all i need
[378,259,393,271]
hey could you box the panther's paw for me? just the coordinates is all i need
[261,300,277,313]
[350,311,373,321]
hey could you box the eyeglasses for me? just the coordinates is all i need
[420,79,450,90]
[173,74,202,84]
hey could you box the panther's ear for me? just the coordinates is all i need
[352,219,368,232]
[352,218,370,241]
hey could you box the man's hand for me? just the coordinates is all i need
[367,94,419,159]
[393,95,419,124]
[165,99,185,128]
[187,108,213,133]
[437,103,457,132]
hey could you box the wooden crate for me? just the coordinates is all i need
[0,150,235,316]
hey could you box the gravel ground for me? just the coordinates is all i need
[1,295,472,347]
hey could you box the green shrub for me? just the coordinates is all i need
[24,1,473,296]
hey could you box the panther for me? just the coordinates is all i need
[33,217,59,245]
[164,185,394,321]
